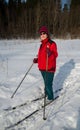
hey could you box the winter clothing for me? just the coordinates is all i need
[39,26,49,35]
[41,71,54,100]
[33,26,58,100]
[38,38,58,72]
[33,58,38,63]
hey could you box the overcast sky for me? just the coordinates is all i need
[5,0,70,9]
[61,0,68,8]
[5,0,68,5]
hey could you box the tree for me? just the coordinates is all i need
[0,0,9,38]
[53,0,62,37]
[69,0,80,38]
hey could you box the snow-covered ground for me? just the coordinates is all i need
[0,39,80,130]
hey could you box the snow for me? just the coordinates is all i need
[0,39,80,130]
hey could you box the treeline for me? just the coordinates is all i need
[0,0,80,39]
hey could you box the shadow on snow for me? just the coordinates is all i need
[53,59,75,97]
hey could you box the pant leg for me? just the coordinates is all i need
[40,71,47,95]
[41,71,54,100]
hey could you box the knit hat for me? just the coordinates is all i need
[39,26,49,35]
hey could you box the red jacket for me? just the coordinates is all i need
[38,38,58,72]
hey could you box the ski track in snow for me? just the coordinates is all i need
[0,39,80,130]
[3,65,80,130]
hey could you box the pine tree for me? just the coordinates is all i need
[70,0,80,38]
[0,0,9,38]
[53,0,61,37]
[71,0,80,7]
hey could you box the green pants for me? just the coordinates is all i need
[41,71,54,100]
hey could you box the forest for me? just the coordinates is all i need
[0,0,80,39]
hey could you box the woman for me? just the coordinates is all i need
[33,26,58,100]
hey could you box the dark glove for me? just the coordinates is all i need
[33,58,38,63]
[46,47,52,57]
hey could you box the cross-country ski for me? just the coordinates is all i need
[0,1,80,129]
[0,39,80,130]
[6,96,59,129]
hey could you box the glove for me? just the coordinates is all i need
[33,58,38,63]
[46,47,52,57]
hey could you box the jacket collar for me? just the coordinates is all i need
[41,38,49,44]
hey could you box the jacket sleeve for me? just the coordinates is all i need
[51,42,58,58]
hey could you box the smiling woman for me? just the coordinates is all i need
[33,26,58,101]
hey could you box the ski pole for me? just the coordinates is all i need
[11,63,34,98]
[43,51,48,120]
[43,81,47,120]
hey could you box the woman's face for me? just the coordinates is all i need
[40,32,48,41]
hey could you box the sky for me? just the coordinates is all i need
[5,0,71,9]
[61,0,71,8]
[5,0,26,2]
[62,0,67,5]
[5,0,68,5]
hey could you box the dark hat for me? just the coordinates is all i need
[39,26,49,35]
